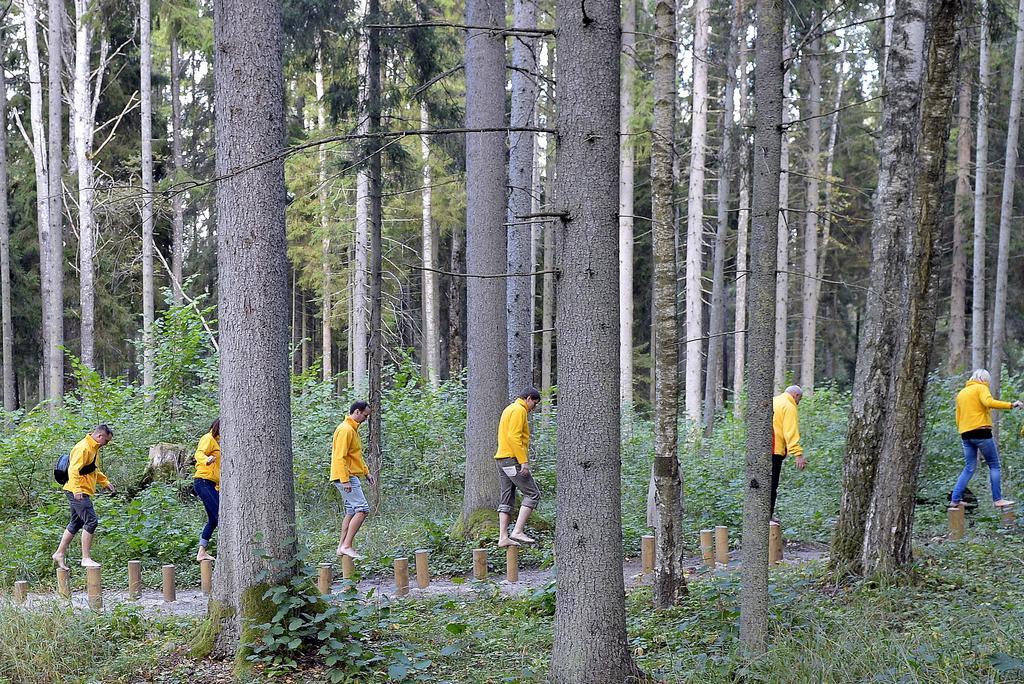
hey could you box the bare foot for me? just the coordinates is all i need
[197,550,215,562]
[510,532,536,545]
[51,552,69,571]
[497,538,521,548]
[81,558,100,569]
[994,499,1015,508]
[338,547,363,560]
[948,503,963,511]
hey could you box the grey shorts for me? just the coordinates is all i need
[334,477,370,515]
[496,458,541,513]
[65,491,99,534]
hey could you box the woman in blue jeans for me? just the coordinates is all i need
[194,418,221,561]
[950,370,1020,510]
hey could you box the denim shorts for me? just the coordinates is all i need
[334,476,370,515]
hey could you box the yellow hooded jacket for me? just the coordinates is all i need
[194,432,221,488]
[63,434,110,496]
[772,392,803,457]
[331,416,368,482]
[495,399,531,464]
[956,379,1012,435]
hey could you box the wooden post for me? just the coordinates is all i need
[699,529,714,568]
[714,525,729,565]
[948,504,965,540]
[161,564,176,602]
[86,565,102,609]
[341,554,355,579]
[201,559,214,595]
[641,534,655,573]
[317,563,333,595]
[768,521,782,565]
[13,581,27,604]
[57,567,71,599]
[415,549,430,589]
[394,557,409,597]
[128,560,142,598]
[506,544,519,583]
[473,548,487,580]
[1001,505,1016,526]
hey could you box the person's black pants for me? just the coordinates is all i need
[770,454,786,518]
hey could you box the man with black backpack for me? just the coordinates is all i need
[51,424,116,570]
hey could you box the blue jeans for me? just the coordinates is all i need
[951,438,1002,504]
[194,478,219,546]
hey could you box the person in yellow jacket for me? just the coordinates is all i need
[495,388,541,547]
[194,417,221,562]
[331,401,373,559]
[771,386,807,520]
[950,369,1022,509]
[51,425,115,570]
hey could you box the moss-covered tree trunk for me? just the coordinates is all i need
[207,0,297,665]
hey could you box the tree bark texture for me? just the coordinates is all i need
[684,0,709,422]
[550,0,640,680]
[733,10,751,418]
[798,14,822,392]
[46,0,64,404]
[987,0,1024,405]
[541,133,555,400]
[818,53,846,288]
[367,0,384,503]
[170,29,185,307]
[211,0,297,657]
[832,0,927,574]
[947,50,971,374]
[773,41,791,392]
[315,48,333,383]
[420,105,441,387]
[461,0,508,526]
[506,0,537,396]
[0,46,13,411]
[619,0,636,410]
[861,0,960,575]
[739,0,782,655]
[141,0,155,392]
[353,0,370,390]
[972,0,990,369]
[73,0,96,369]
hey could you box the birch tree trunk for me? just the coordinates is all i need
[140,0,156,392]
[315,47,332,383]
[861,0,960,574]
[209,0,297,658]
[798,14,822,392]
[170,29,185,307]
[73,0,101,370]
[550,0,640,678]
[684,0,709,422]
[420,104,441,387]
[831,0,927,574]
[506,0,537,395]
[988,0,1024,405]
[733,12,751,418]
[0,51,13,411]
[947,52,970,375]
[704,0,742,433]
[20,0,51,401]
[739,0,782,654]
[773,42,791,391]
[461,0,508,532]
[352,0,370,390]
[46,0,64,404]
[619,0,636,410]
[651,0,687,608]
[972,0,990,369]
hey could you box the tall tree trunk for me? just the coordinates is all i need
[19,0,51,400]
[301,291,310,372]
[861,0,960,574]
[704,0,742,433]
[817,52,845,303]
[209,0,297,658]
[170,28,185,307]
[460,0,508,530]
[550,0,640,679]
[739,0,782,654]
[506,0,537,395]
[619,0,636,410]
[448,223,465,376]
[988,0,1024,405]
[73,0,96,369]
[0,44,13,412]
[733,10,751,418]
[420,104,441,387]
[831,0,928,574]
[798,14,823,392]
[541,131,555,401]
[684,0,709,422]
[315,46,333,383]
[352,0,370,390]
[651,0,687,608]
[366,0,383,503]
[972,0,990,369]
[46,0,64,404]
[140,0,155,392]
[947,52,971,374]
[773,41,791,392]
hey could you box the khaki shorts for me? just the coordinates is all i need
[495,458,541,513]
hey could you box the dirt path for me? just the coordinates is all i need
[9,541,829,618]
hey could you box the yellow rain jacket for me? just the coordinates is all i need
[63,434,110,496]
[194,432,221,488]
[956,379,1012,434]
[772,393,803,457]
[331,416,368,482]
[495,399,531,464]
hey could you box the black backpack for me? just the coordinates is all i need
[54,454,71,484]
